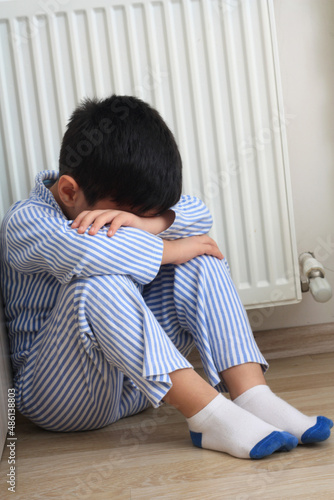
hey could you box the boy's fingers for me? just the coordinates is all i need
[209,247,224,260]
[78,210,118,234]
[71,211,91,228]
[107,214,129,236]
[74,210,106,233]
[202,238,224,260]
[88,215,116,235]
[107,220,121,237]
[210,243,224,259]
[89,212,117,234]
[202,246,220,260]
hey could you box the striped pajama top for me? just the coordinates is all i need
[0,170,213,384]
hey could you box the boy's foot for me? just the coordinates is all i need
[233,384,333,444]
[186,393,298,459]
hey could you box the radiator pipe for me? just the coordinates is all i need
[299,252,332,303]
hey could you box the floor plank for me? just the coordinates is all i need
[1,352,333,499]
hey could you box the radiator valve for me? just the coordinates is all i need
[299,252,332,303]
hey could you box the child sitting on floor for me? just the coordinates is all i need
[0,95,332,459]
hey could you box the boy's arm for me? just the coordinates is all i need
[71,195,212,239]
[71,209,175,237]
[157,195,213,239]
[4,208,163,285]
[4,206,222,285]
[162,235,223,265]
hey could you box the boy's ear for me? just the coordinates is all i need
[57,175,82,207]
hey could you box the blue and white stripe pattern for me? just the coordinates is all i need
[0,170,267,431]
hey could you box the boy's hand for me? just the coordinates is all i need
[71,209,175,236]
[162,235,224,265]
[71,209,142,237]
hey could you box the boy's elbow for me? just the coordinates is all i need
[199,201,213,229]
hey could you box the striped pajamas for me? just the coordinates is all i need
[0,170,267,432]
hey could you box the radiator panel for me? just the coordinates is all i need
[0,0,301,308]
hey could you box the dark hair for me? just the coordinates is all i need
[59,95,182,213]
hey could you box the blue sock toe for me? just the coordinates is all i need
[301,416,333,444]
[277,432,299,452]
[250,431,298,460]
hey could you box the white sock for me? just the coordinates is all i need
[234,384,333,443]
[186,394,298,459]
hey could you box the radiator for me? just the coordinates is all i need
[0,0,301,309]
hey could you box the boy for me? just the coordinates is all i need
[0,95,332,460]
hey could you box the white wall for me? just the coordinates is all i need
[248,0,334,330]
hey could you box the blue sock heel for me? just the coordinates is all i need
[301,416,333,444]
[189,430,203,448]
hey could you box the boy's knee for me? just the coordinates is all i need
[64,274,141,302]
[177,255,231,275]
[79,273,138,288]
[173,256,233,294]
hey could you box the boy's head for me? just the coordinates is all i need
[58,95,182,215]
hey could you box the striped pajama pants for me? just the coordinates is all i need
[15,256,267,432]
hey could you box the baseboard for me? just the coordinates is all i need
[187,322,334,367]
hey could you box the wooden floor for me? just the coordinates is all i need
[1,352,333,500]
